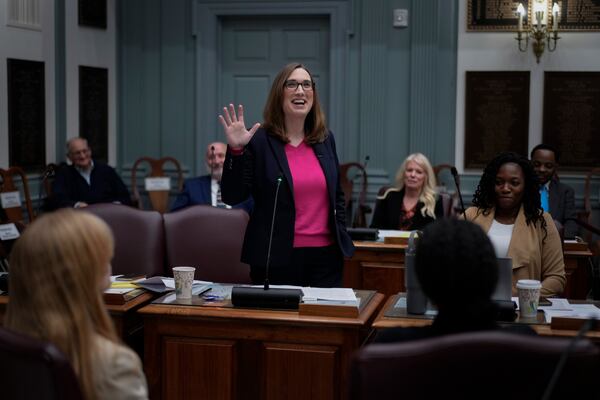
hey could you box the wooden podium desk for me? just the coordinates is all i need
[139,291,384,400]
[344,241,407,298]
[345,241,593,300]
[372,294,600,343]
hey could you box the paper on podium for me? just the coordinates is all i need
[537,298,600,323]
[301,287,357,303]
[137,276,212,293]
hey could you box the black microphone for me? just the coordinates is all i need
[351,155,370,181]
[451,167,467,220]
[231,174,303,309]
[38,165,56,214]
[542,318,597,400]
[210,145,215,178]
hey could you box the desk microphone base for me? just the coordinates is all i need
[231,287,302,310]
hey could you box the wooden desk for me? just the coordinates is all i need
[139,291,384,400]
[372,294,600,342]
[344,241,406,298]
[0,292,154,344]
[345,241,593,299]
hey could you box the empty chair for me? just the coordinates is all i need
[131,156,184,213]
[350,330,600,400]
[0,166,35,224]
[83,203,165,277]
[340,162,371,228]
[0,327,83,400]
[163,205,251,283]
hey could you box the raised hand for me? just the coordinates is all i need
[218,104,260,149]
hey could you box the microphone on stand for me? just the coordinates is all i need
[231,175,303,309]
[451,167,467,220]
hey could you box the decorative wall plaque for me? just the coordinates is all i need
[464,71,530,169]
[468,0,600,31]
[468,0,530,31]
[7,58,46,170]
[79,66,108,163]
[558,0,600,31]
[543,72,600,170]
[78,0,107,29]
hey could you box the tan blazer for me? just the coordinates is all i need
[465,206,566,297]
[93,336,148,400]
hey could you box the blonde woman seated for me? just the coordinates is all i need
[6,209,148,400]
[370,153,444,231]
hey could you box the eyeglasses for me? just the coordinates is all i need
[284,80,314,91]
[69,148,90,156]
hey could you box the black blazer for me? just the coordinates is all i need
[370,188,443,230]
[548,179,577,239]
[50,162,131,209]
[221,128,354,267]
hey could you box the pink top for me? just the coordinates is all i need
[285,141,333,248]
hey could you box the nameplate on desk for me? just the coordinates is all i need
[0,191,21,209]
[563,240,589,252]
[550,316,600,331]
[144,177,171,191]
[0,223,20,240]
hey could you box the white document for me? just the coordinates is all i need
[0,191,21,208]
[0,223,20,240]
[302,287,357,302]
[144,177,171,191]
[535,298,600,323]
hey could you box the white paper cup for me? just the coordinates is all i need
[516,279,542,318]
[173,266,195,300]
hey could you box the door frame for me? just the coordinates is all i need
[193,1,350,174]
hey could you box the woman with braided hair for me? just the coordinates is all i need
[466,152,565,297]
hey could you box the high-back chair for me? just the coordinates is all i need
[580,167,600,254]
[83,203,165,277]
[0,166,35,224]
[350,331,600,400]
[0,327,84,400]
[131,156,184,213]
[434,163,460,217]
[163,205,251,283]
[340,162,371,228]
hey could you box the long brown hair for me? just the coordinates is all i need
[6,209,118,400]
[262,63,328,144]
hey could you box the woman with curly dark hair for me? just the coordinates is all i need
[465,152,565,297]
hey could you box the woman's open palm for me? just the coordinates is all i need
[218,104,260,148]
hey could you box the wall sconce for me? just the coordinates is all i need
[516,1,560,63]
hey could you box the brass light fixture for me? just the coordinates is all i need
[516,0,560,63]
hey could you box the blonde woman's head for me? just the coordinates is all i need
[6,209,118,400]
[395,153,438,218]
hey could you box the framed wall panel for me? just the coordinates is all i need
[464,71,530,169]
[78,0,107,29]
[467,0,529,31]
[543,72,600,170]
[7,58,46,171]
[79,66,108,163]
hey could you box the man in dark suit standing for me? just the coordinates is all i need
[531,144,578,238]
[170,142,252,213]
[50,137,131,209]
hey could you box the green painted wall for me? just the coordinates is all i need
[117,0,458,188]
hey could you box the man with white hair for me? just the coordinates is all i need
[50,137,131,209]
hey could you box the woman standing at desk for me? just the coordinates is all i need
[5,210,148,400]
[370,153,443,230]
[219,63,354,287]
[465,152,565,297]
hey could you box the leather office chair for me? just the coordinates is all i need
[131,156,184,213]
[350,330,600,400]
[434,163,460,217]
[0,166,35,224]
[580,167,600,254]
[163,205,251,283]
[0,327,84,400]
[340,162,371,228]
[83,203,165,277]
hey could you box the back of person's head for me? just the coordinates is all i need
[6,209,117,400]
[415,219,498,309]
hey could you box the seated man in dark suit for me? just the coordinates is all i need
[171,142,252,213]
[49,137,131,209]
[531,144,578,239]
[374,219,534,343]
